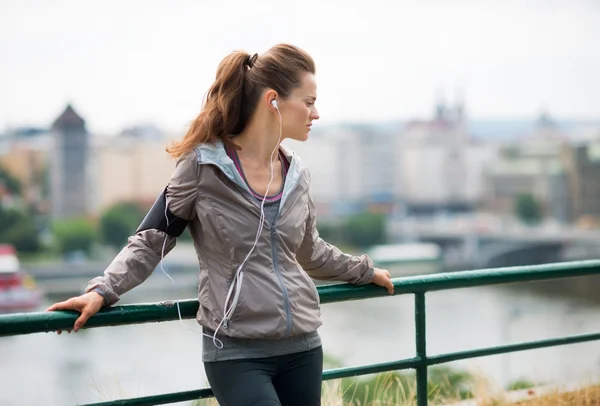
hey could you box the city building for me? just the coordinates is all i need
[0,128,51,211]
[562,136,600,225]
[482,112,571,222]
[397,94,495,215]
[284,124,400,218]
[50,104,91,219]
[92,136,175,214]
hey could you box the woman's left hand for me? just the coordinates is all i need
[371,268,394,294]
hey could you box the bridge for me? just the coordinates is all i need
[22,221,600,296]
[387,218,600,268]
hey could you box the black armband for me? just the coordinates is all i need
[136,188,189,237]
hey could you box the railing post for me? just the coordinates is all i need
[415,292,428,406]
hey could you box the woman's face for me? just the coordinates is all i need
[279,72,320,142]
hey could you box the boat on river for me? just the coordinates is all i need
[0,244,42,312]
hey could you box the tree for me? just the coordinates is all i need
[0,206,41,253]
[0,166,22,196]
[316,222,337,243]
[341,212,386,248]
[514,193,543,224]
[52,218,97,255]
[99,202,145,250]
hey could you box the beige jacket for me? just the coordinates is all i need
[87,141,374,339]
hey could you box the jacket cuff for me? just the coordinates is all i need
[86,283,119,307]
[356,255,375,285]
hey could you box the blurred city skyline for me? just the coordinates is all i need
[1,0,599,135]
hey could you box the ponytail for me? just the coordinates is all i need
[167,51,250,157]
[167,44,316,158]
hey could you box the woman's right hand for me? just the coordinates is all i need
[46,291,105,334]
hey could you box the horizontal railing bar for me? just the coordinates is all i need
[81,388,213,406]
[319,259,600,303]
[426,331,600,366]
[322,357,422,380]
[393,259,600,293]
[80,331,600,406]
[0,300,199,337]
[3,259,600,337]
[83,328,600,405]
[80,358,424,406]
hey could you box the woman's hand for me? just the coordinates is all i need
[371,268,394,294]
[46,291,105,334]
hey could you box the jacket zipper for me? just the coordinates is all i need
[200,147,301,337]
[268,163,302,338]
[270,226,292,337]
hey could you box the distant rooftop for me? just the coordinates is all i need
[6,127,48,137]
[52,104,85,129]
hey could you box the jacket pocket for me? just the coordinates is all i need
[298,267,320,310]
[227,270,287,338]
[308,273,321,309]
[199,271,210,308]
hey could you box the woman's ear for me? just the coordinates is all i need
[263,89,279,110]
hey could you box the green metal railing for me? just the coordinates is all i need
[3,259,600,406]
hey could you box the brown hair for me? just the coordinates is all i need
[167,44,316,158]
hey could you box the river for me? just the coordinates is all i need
[2,268,600,405]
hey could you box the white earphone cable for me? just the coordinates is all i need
[158,101,283,349]
[215,102,283,343]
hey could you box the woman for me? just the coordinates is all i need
[47,44,394,406]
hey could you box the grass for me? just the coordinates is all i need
[510,384,600,406]
[193,371,600,406]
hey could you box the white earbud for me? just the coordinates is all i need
[216,94,284,346]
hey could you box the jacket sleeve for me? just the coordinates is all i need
[85,150,200,306]
[296,181,375,285]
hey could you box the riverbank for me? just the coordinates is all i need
[194,379,600,405]
[191,363,600,406]
[513,384,600,405]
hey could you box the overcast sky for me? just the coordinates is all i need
[1,0,599,134]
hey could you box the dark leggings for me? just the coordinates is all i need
[204,346,323,406]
